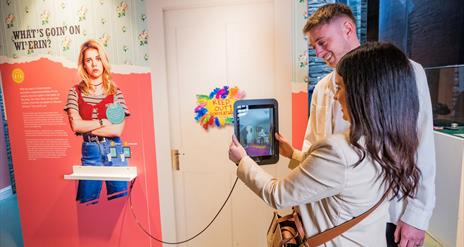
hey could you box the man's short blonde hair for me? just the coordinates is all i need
[303,3,356,34]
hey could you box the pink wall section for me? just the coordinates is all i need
[292,92,308,150]
[0,58,162,247]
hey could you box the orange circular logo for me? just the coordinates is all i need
[12,68,24,84]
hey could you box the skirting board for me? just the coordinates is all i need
[0,185,13,201]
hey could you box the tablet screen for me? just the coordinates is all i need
[235,102,278,163]
[236,106,274,157]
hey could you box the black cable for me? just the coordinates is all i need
[128,176,239,245]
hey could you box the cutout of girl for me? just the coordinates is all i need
[64,40,130,205]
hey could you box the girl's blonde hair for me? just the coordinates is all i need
[77,39,117,95]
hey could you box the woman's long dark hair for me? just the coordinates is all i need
[337,42,420,200]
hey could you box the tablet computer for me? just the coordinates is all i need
[233,99,279,165]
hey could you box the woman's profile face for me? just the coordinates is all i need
[83,48,103,81]
[334,73,350,122]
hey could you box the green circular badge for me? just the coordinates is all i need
[106,103,125,124]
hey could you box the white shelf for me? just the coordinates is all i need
[64,166,137,181]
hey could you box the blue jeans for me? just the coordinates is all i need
[76,137,128,204]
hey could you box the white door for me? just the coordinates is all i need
[162,1,292,246]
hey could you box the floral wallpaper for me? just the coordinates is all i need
[0,0,150,66]
[292,0,309,84]
[0,0,151,192]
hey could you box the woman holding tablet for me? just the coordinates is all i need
[228,42,421,246]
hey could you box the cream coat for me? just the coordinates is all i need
[299,60,436,230]
[238,134,389,246]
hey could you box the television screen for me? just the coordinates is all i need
[379,0,464,67]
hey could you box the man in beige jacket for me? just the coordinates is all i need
[286,3,436,247]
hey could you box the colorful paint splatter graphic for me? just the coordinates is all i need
[194,86,245,129]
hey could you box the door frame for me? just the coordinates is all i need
[146,0,293,243]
